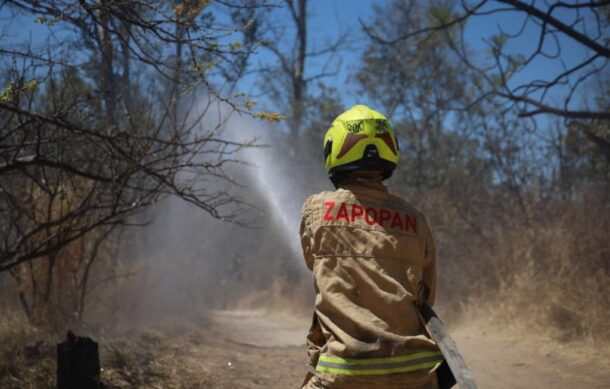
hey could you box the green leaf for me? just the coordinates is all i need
[0,82,15,103]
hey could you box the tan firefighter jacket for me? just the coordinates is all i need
[300,180,442,388]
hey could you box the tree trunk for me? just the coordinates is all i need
[173,0,185,128]
[99,0,115,124]
[291,0,307,137]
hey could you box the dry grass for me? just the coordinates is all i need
[0,311,55,389]
[0,314,215,389]
[436,196,610,346]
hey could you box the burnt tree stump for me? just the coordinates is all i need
[57,331,102,389]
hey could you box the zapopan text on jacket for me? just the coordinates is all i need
[323,201,418,234]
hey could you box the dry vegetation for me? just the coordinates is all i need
[424,187,610,343]
[0,310,306,389]
[0,312,55,389]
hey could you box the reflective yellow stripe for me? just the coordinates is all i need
[316,351,443,376]
[318,351,442,365]
[316,360,441,375]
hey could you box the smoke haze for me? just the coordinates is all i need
[118,103,328,325]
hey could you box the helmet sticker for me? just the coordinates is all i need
[375,132,397,155]
[337,133,367,159]
[346,121,364,133]
[374,119,388,133]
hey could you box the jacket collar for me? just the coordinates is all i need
[339,178,388,193]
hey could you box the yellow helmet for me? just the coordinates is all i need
[323,105,399,185]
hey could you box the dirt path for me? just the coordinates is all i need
[211,310,307,348]
[209,310,610,388]
[450,321,609,389]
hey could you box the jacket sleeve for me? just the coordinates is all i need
[301,196,324,367]
[306,312,325,368]
[300,196,315,271]
[421,223,437,307]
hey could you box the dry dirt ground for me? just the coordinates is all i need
[7,309,604,388]
[96,309,610,388]
[99,311,308,388]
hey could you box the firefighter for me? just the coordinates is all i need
[300,105,442,389]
